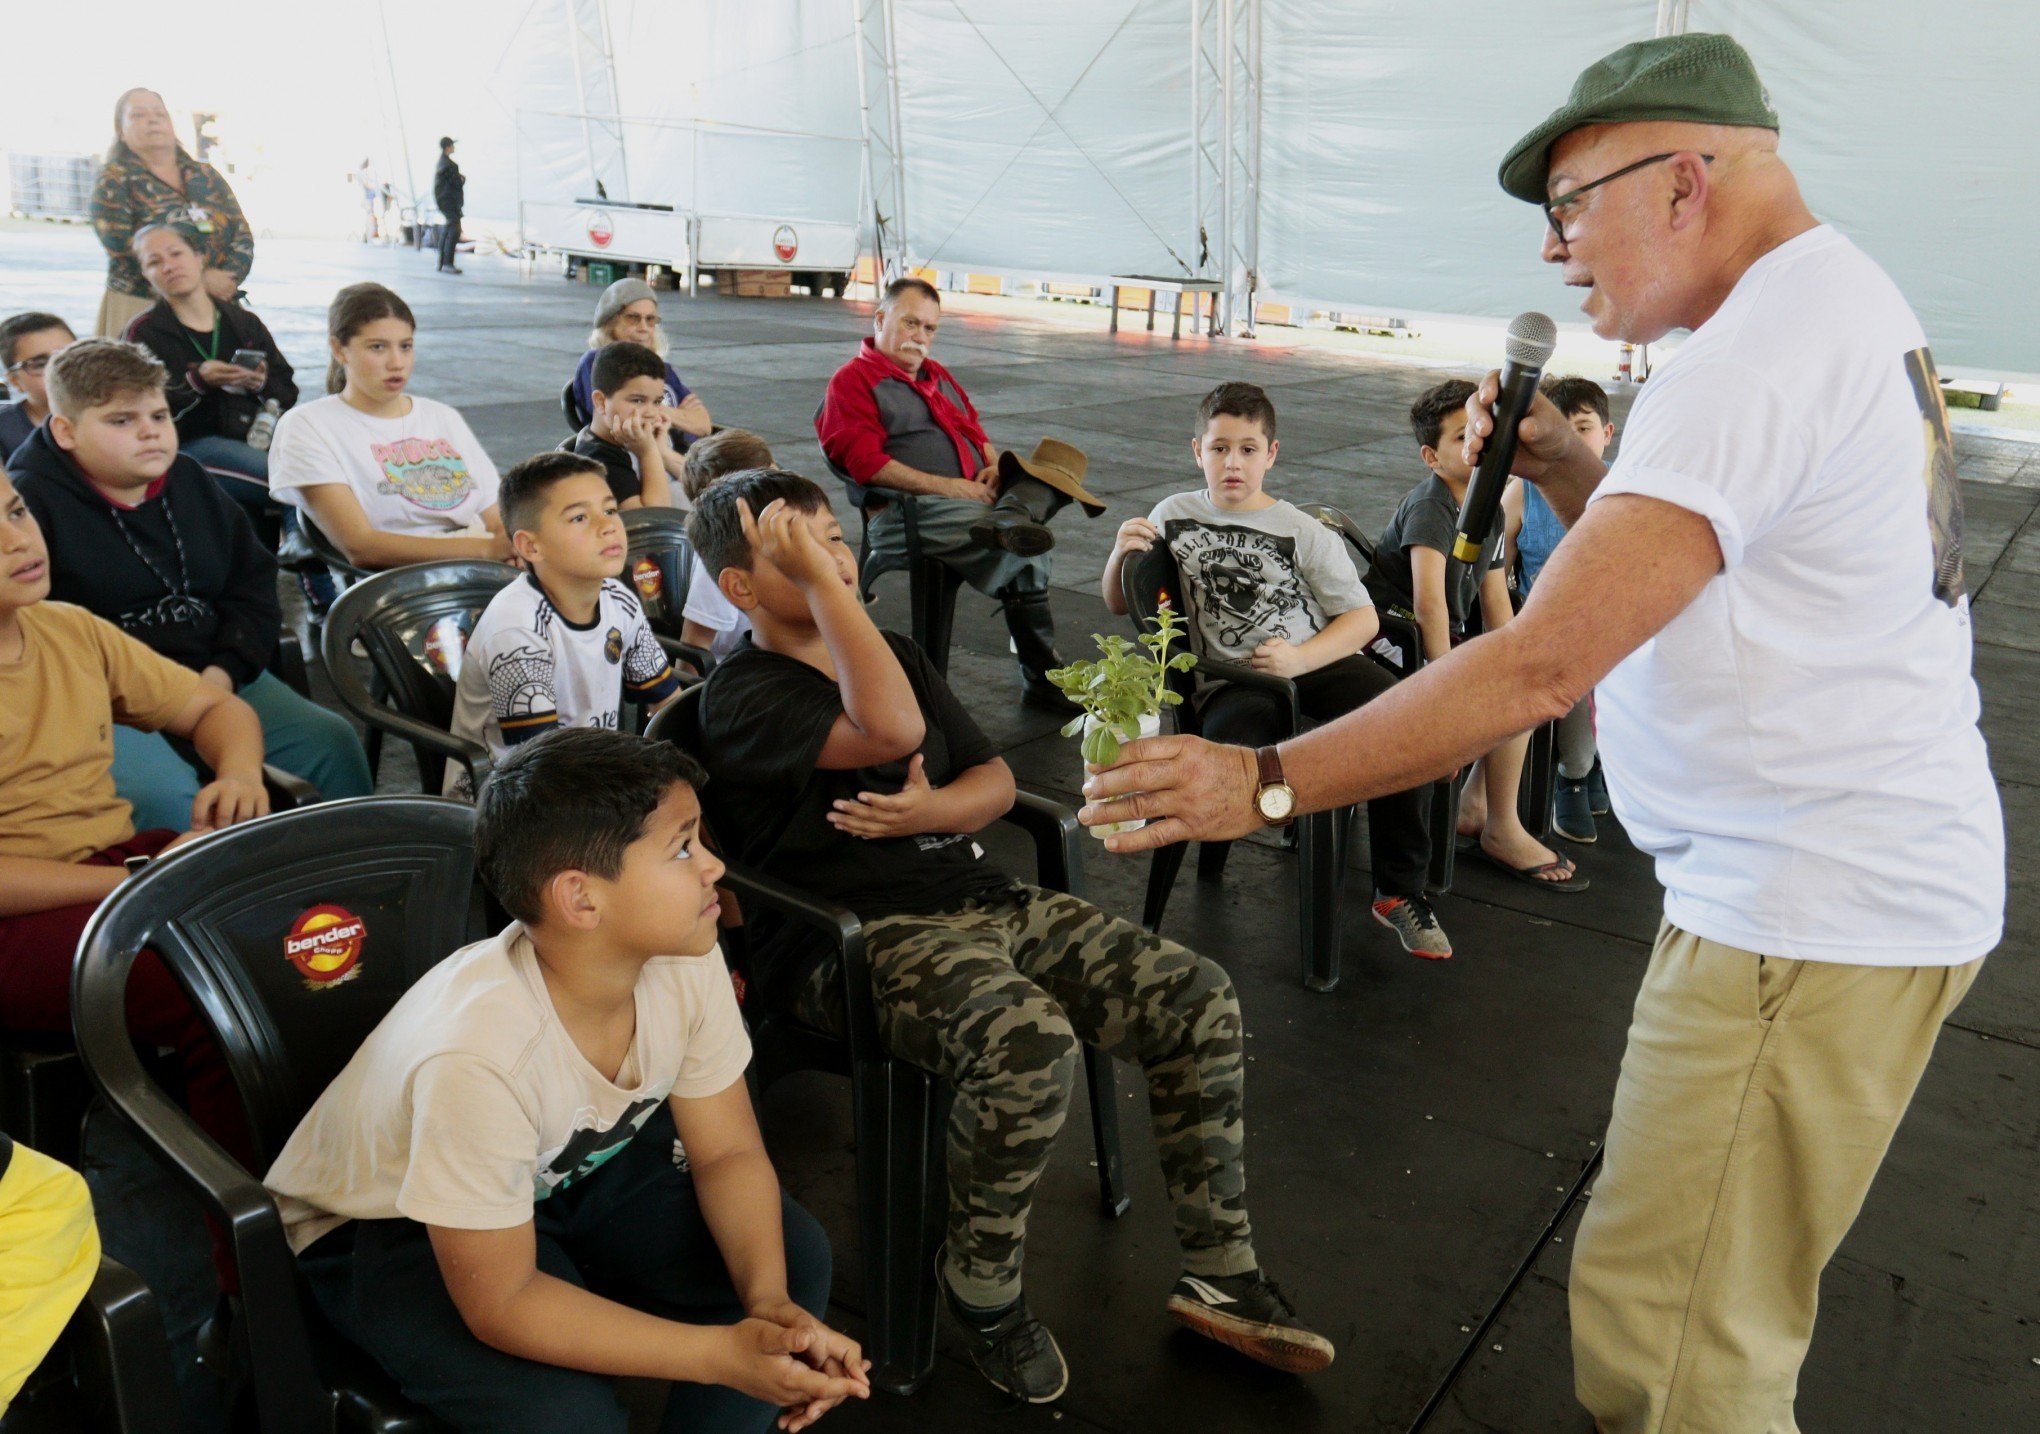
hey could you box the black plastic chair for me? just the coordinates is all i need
[647,689,1128,1396]
[561,375,591,433]
[297,514,375,588]
[814,402,964,676]
[319,561,518,795]
[1121,543,1359,993]
[9,1256,184,1434]
[621,507,716,674]
[71,796,485,1433]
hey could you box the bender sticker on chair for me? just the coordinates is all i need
[631,557,663,603]
[285,905,368,990]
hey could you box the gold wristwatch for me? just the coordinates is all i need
[1253,746,1296,827]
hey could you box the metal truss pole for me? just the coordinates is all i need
[854,0,912,286]
[1190,0,1260,338]
[565,0,631,201]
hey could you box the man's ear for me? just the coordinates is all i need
[544,868,603,932]
[49,413,76,452]
[1666,151,1711,230]
[510,527,543,567]
[717,564,759,613]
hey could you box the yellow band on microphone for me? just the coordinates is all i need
[1451,534,1484,563]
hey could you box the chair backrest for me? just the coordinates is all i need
[1294,501,1378,569]
[561,374,591,432]
[1121,544,1203,726]
[643,679,701,753]
[73,797,488,1173]
[621,507,697,641]
[321,560,520,789]
[297,512,372,583]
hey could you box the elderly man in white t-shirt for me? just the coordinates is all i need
[1080,33,2003,1433]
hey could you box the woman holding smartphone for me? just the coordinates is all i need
[123,222,295,522]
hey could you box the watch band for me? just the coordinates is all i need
[1256,745,1286,790]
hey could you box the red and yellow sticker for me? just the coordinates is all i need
[285,904,367,989]
[631,557,663,602]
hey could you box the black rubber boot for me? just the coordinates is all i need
[1002,589,1079,713]
[970,475,1067,557]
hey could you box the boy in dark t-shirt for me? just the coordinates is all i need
[690,470,1332,1404]
[559,341,680,511]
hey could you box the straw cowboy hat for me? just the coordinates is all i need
[998,438,1107,515]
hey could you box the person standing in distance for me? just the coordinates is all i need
[1078,34,2003,1433]
[433,137,465,276]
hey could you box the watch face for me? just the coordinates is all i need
[1258,784,1295,821]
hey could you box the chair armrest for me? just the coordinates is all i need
[1375,610,1426,672]
[261,765,320,811]
[1000,789,1084,899]
[73,1256,181,1431]
[716,865,885,1065]
[353,705,492,789]
[1197,655,1303,733]
[656,633,716,677]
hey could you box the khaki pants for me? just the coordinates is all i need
[95,288,153,339]
[1572,921,1981,1433]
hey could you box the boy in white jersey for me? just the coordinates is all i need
[266,729,869,1432]
[448,452,681,795]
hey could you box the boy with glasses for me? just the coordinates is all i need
[0,313,76,463]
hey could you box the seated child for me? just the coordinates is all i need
[0,1134,100,1413]
[0,313,74,463]
[0,466,270,1163]
[447,453,682,796]
[690,470,1334,1404]
[268,283,511,571]
[1502,375,1615,844]
[1101,381,1450,960]
[678,429,775,663]
[1363,379,1587,892]
[11,340,370,828]
[264,728,867,1434]
[560,341,680,511]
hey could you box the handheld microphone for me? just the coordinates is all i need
[1451,311,1558,566]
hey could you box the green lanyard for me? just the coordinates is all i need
[184,314,220,364]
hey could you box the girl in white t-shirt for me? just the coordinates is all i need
[268,283,511,569]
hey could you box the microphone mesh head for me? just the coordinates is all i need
[1505,311,1558,368]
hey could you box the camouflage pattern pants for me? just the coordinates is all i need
[793,881,1257,1308]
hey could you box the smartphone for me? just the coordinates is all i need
[230,348,266,370]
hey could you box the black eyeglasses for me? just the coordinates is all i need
[5,355,52,376]
[1542,152,1713,241]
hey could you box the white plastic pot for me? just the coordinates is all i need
[1080,712,1161,841]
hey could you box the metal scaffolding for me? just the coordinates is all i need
[1191,0,1262,337]
[564,0,632,201]
[853,0,912,286]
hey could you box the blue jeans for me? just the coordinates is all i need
[110,670,372,828]
[300,1104,833,1434]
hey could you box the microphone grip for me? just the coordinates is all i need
[1452,360,1545,564]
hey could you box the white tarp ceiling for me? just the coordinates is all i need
[492,0,2037,372]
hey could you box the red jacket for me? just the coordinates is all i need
[816,338,989,485]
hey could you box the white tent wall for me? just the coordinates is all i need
[1682,1,2040,374]
[889,0,1198,281]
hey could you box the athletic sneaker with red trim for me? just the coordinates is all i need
[1371,894,1453,960]
[1166,1270,1335,1374]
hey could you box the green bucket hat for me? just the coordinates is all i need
[1499,32,1779,203]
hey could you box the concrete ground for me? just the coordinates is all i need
[2,227,2036,1434]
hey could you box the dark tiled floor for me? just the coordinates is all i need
[3,230,2035,1434]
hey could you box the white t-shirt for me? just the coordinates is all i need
[264,922,751,1254]
[269,393,501,540]
[1588,224,2003,967]
[446,574,679,794]
[682,562,752,662]
[1146,491,1372,661]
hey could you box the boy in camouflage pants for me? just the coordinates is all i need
[691,471,1334,1403]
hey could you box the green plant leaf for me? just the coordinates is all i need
[1080,723,1121,766]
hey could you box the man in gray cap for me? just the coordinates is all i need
[1078,33,2002,1431]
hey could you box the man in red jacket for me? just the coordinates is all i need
[817,277,1102,709]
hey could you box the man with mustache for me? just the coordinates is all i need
[817,278,1101,710]
[1079,34,2003,1432]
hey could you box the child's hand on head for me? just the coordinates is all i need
[827,754,933,839]
[1249,637,1311,678]
[1113,517,1158,558]
[738,497,837,590]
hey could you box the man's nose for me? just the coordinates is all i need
[1541,226,1568,264]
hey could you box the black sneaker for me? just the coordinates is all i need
[1586,759,1610,816]
[1166,1271,1335,1374]
[939,1265,1068,1403]
[1553,777,1597,845]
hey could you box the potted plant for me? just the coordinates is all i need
[1045,603,1198,839]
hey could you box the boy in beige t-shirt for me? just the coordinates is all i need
[265,729,869,1434]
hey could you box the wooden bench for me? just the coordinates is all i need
[1108,275,1225,340]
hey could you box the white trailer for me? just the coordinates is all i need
[521,197,860,297]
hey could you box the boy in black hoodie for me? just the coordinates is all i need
[10,340,370,827]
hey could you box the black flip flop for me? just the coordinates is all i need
[1475,847,1590,893]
